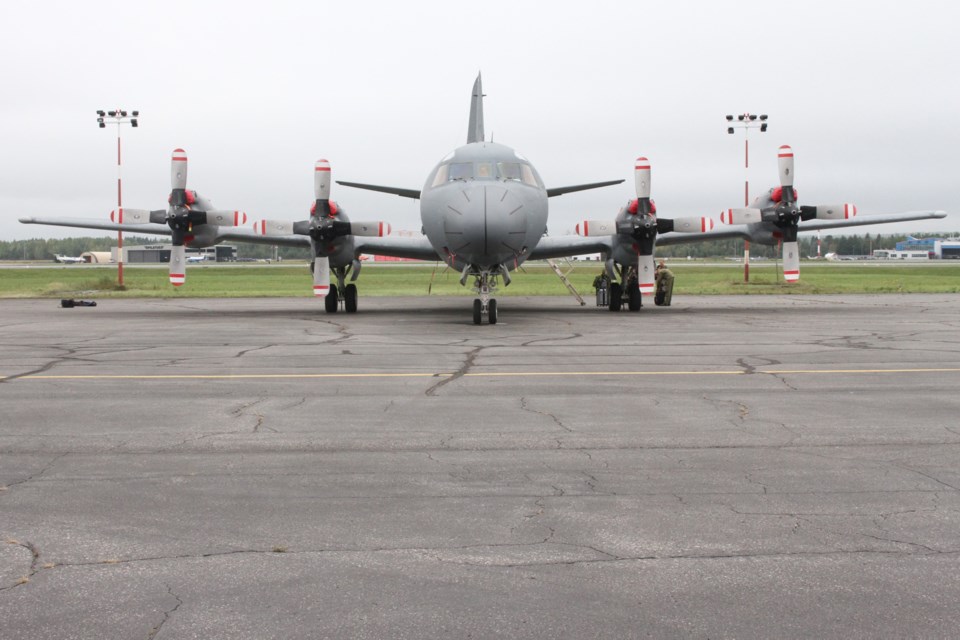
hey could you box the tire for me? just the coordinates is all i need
[324,284,339,313]
[344,284,358,313]
[608,282,622,311]
[628,282,642,311]
[473,299,482,325]
[488,298,498,325]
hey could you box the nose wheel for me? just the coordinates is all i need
[473,297,498,325]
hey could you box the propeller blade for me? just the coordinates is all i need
[634,157,651,199]
[778,145,794,188]
[313,256,330,297]
[315,159,331,200]
[205,210,248,227]
[576,220,617,236]
[638,254,656,296]
[783,240,800,283]
[171,148,188,191]
[800,203,857,220]
[254,219,295,236]
[670,217,715,233]
[349,221,391,237]
[721,208,763,225]
[109,208,152,224]
[169,244,186,287]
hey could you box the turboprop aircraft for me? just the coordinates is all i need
[19,74,947,323]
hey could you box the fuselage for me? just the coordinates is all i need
[419,142,548,273]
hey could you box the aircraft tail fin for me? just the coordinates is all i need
[467,73,484,144]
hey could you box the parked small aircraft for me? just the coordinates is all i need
[20,74,947,323]
[53,254,84,264]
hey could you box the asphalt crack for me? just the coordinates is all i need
[424,347,481,396]
[519,397,574,433]
[147,583,183,639]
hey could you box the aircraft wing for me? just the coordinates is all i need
[527,236,614,260]
[19,216,310,248]
[354,235,439,261]
[796,210,947,233]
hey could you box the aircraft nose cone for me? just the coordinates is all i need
[443,185,527,267]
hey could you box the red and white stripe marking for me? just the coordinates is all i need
[254,220,266,235]
[313,284,330,296]
[635,156,650,170]
[784,270,800,283]
[111,209,121,223]
[720,209,732,225]
[172,149,188,162]
[700,217,715,232]
[315,159,331,172]
[170,273,185,286]
[639,283,655,296]
[845,204,857,219]
[778,145,793,158]
[379,222,390,236]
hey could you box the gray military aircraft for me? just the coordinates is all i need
[20,74,948,323]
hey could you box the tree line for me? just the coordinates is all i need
[0,237,310,261]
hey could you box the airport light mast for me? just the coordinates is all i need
[97,109,139,287]
[726,113,768,282]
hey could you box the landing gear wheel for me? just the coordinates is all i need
[609,282,623,312]
[325,284,339,313]
[488,299,498,325]
[473,299,482,325]
[344,284,358,313]
[628,283,642,311]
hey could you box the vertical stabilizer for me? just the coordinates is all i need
[467,73,485,144]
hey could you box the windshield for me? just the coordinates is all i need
[430,160,542,188]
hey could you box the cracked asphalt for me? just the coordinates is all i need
[2,294,959,639]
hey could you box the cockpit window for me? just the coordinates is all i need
[498,162,523,181]
[520,164,541,188]
[448,162,473,180]
[429,160,542,189]
[430,163,449,187]
[475,162,495,179]
[498,162,540,187]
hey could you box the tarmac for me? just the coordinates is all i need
[1,293,959,639]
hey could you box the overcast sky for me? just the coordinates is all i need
[2,0,956,241]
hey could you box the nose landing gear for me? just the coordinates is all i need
[472,270,500,325]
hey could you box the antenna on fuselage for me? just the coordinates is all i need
[467,72,485,144]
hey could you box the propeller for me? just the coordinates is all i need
[253,159,391,297]
[718,145,857,283]
[108,148,247,287]
[576,157,715,296]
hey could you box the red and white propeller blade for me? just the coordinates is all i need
[634,157,651,199]
[169,244,186,287]
[576,220,617,236]
[671,217,715,233]
[638,254,656,296]
[205,210,248,227]
[254,220,295,236]
[313,256,330,297]
[315,159,331,200]
[349,222,391,237]
[721,208,763,225]
[783,241,800,283]
[778,145,794,189]
[804,203,857,220]
[109,208,152,224]
[171,148,188,191]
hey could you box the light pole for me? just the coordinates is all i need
[726,113,768,282]
[97,109,139,287]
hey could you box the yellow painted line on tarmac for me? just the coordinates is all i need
[4,367,960,381]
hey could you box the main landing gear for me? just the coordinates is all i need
[318,263,359,314]
[606,265,642,313]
